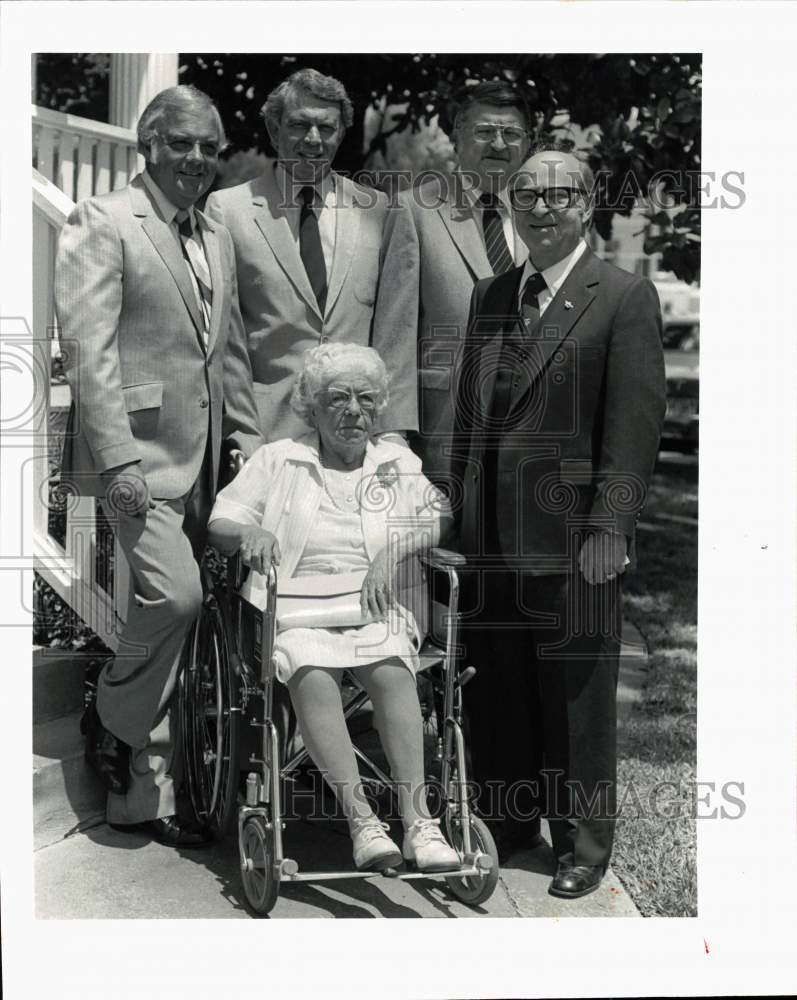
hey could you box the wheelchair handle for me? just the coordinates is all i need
[419,547,467,571]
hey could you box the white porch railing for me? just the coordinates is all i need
[32,104,139,204]
[33,153,132,650]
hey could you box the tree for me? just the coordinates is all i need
[35,53,110,121]
[178,53,701,282]
[34,52,702,281]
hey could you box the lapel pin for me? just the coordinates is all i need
[564,300,574,310]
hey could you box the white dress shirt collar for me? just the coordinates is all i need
[458,175,512,215]
[518,238,588,313]
[275,161,336,208]
[141,169,197,229]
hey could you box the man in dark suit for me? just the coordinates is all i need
[452,140,666,897]
[55,86,262,845]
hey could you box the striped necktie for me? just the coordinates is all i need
[521,271,548,329]
[479,192,514,275]
[176,209,212,347]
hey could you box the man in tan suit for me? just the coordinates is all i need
[55,85,262,845]
[206,67,415,443]
[377,81,532,486]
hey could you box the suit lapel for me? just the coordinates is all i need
[325,173,360,315]
[437,175,493,280]
[507,248,598,414]
[130,178,204,337]
[251,168,323,322]
[455,267,524,439]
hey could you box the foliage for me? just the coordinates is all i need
[176,52,701,281]
[614,458,698,917]
[35,53,110,121]
[33,571,109,651]
[34,52,701,280]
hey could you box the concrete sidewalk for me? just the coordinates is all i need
[35,815,638,919]
[34,621,647,920]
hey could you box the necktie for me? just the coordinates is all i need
[299,186,327,315]
[176,210,212,347]
[479,192,514,275]
[521,271,548,329]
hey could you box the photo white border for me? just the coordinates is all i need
[2,2,796,998]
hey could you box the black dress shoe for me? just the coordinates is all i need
[82,701,131,796]
[144,816,211,848]
[548,862,604,899]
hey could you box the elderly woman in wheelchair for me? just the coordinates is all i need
[207,342,459,874]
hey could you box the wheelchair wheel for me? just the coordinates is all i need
[180,586,240,839]
[444,813,499,906]
[240,814,280,916]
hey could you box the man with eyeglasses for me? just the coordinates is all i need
[377,80,532,489]
[206,68,414,444]
[55,85,263,847]
[452,139,666,897]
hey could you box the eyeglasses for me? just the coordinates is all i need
[159,136,221,158]
[470,123,528,146]
[509,186,584,211]
[285,121,340,141]
[321,387,379,413]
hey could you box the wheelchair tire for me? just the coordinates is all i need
[444,813,499,907]
[180,586,240,840]
[240,814,280,916]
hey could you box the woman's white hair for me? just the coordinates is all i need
[290,342,390,423]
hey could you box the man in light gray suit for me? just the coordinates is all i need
[377,81,532,486]
[55,86,263,846]
[206,68,415,443]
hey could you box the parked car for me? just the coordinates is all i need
[661,320,699,452]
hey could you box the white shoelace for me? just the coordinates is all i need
[407,819,446,845]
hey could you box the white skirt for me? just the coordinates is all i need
[272,607,421,684]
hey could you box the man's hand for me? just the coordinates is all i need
[362,547,399,619]
[227,448,246,477]
[102,462,154,518]
[579,529,628,586]
[238,527,281,575]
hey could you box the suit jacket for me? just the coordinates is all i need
[375,173,524,471]
[205,167,416,442]
[452,248,666,573]
[54,174,263,499]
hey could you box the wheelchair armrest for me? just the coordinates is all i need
[419,547,467,572]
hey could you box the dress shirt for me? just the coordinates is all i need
[517,238,588,315]
[275,161,336,285]
[459,178,526,266]
[141,170,212,324]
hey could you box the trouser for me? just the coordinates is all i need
[460,567,622,869]
[99,453,211,825]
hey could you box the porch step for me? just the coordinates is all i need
[33,710,105,851]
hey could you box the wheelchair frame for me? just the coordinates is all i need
[180,547,498,917]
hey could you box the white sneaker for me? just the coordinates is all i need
[403,818,460,872]
[350,817,403,871]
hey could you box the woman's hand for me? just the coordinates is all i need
[361,547,399,619]
[238,526,281,575]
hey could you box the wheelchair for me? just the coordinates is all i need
[179,504,498,917]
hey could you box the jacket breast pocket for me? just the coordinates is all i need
[123,381,163,439]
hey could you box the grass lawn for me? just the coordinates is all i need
[612,453,698,917]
